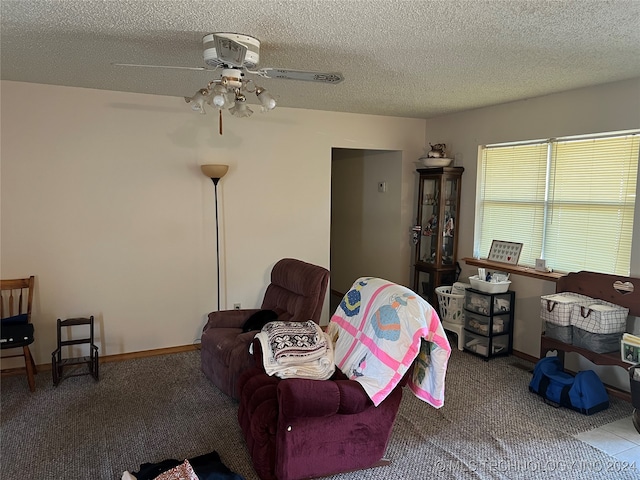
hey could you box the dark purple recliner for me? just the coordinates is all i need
[237,340,405,480]
[200,258,329,400]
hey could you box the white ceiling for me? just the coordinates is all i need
[2,0,639,119]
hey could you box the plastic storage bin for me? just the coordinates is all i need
[465,290,512,316]
[463,330,509,357]
[464,311,511,336]
[462,288,514,359]
[468,275,511,293]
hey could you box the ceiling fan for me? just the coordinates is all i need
[114,33,344,134]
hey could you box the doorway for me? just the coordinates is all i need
[330,148,404,313]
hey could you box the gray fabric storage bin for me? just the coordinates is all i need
[545,322,573,344]
[572,327,622,354]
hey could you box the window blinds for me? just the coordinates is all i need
[545,135,639,274]
[478,143,548,266]
[477,132,639,275]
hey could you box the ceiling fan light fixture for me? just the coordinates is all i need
[209,84,229,109]
[256,87,276,112]
[229,95,253,118]
[185,88,210,114]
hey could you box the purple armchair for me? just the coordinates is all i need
[237,340,405,480]
[200,258,329,400]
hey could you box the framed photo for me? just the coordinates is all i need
[487,240,523,265]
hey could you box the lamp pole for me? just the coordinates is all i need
[211,177,222,311]
[201,165,229,311]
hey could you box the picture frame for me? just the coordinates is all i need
[487,240,523,265]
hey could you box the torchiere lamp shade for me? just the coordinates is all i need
[201,164,229,180]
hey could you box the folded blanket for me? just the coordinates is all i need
[262,320,328,365]
[255,321,335,380]
[330,277,451,407]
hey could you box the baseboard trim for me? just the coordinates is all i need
[512,349,539,364]
[1,344,200,377]
[100,344,200,364]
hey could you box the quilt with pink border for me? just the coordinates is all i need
[328,277,451,407]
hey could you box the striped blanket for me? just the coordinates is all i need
[328,277,451,407]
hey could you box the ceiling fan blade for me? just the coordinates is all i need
[260,68,344,84]
[112,63,209,71]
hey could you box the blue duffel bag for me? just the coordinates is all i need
[529,356,609,415]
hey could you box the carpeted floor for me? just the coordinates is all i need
[1,345,638,480]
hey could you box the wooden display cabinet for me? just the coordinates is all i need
[413,167,464,306]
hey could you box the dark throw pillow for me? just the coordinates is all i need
[1,313,28,326]
[242,309,278,333]
[0,322,34,346]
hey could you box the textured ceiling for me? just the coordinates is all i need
[2,0,639,119]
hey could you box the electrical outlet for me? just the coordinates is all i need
[234,303,241,310]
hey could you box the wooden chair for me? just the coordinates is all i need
[1,276,37,391]
[52,316,99,386]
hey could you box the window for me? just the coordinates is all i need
[476,131,639,276]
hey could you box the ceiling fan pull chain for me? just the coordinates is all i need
[219,109,223,136]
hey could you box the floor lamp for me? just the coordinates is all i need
[201,164,229,311]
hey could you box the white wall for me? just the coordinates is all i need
[423,78,640,385]
[0,80,426,366]
[331,149,403,294]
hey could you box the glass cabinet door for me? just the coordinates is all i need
[441,176,460,266]
[419,177,439,264]
[417,173,461,267]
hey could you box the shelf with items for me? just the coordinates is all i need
[463,257,564,282]
[463,288,514,359]
[412,167,464,306]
